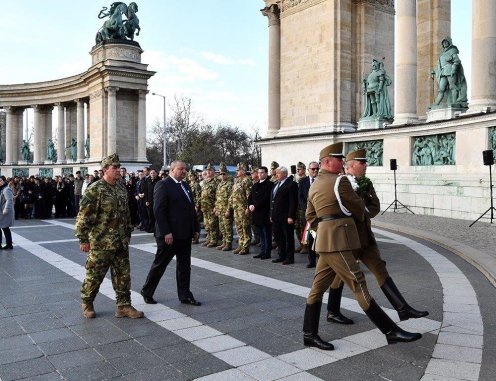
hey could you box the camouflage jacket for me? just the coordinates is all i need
[215,178,233,213]
[229,176,252,211]
[189,181,202,210]
[201,177,219,211]
[75,179,133,250]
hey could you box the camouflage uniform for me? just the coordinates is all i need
[270,161,279,183]
[76,158,134,307]
[229,164,252,254]
[215,164,233,250]
[188,172,202,244]
[201,165,220,246]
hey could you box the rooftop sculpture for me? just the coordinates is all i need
[95,2,140,44]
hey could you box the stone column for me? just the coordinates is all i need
[107,87,118,155]
[137,90,147,161]
[76,99,85,162]
[33,105,43,164]
[469,0,496,112]
[261,4,281,137]
[42,106,53,162]
[56,104,65,163]
[15,110,23,163]
[393,0,418,124]
[5,107,15,164]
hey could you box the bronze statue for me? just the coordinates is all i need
[362,59,393,120]
[95,2,141,44]
[46,138,55,161]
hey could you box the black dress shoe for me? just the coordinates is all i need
[306,263,316,268]
[140,290,157,304]
[272,258,284,263]
[282,258,294,265]
[253,254,263,258]
[180,297,202,306]
[260,255,271,260]
[327,311,354,325]
[1,245,13,250]
[303,334,334,350]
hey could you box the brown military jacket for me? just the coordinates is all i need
[306,170,365,253]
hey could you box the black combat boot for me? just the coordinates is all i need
[326,283,354,325]
[365,299,422,344]
[303,302,334,350]
[381,277,429,321]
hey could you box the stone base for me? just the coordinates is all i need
[44,160,55,165]
[427,106,468,122]
[357,117,390,131]
[17,161,29,165]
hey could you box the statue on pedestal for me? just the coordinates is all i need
[95,2,140,44]
[362,59,393,120]
[21,140,30,161]
[46,138,55,161]
[70,138,77,161]
[85,135,90,158]
[432,37,468,107]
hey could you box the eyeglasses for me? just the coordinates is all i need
[309,168,319,171]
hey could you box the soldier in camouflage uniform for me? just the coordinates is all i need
[188,170,202,244]
[201,163,220,247]
[214,163,233,251]
[76,153,144,319]
[294,161,308,254]
[270,161,279,183]
[229,163,252,254]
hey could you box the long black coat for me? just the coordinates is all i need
[248,179,273,226]
[270,175,298,223]
[153,176,200,240]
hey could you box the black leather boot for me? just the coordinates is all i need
[303,302,334,350]
[326,283,354,324]
[381,277,429,321]
[365,299,422,344]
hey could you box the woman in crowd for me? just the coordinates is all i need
[0,176,14,249]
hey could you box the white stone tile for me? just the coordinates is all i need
[420,374,467,381]
[175,325,222,341]
[193,368,257,381]
[326,339,370,359]
[398,318,441,333]
[424,359,480,381]
[277,348,337,370]
[437,331,483,348]
[441,324,483,335]
[193,335,245,353]
[277,372,325,381]
[341,329,387,349]
[444,295,478,305]
[157,317,202,331]
[143,308,184,322]
[443,302,481,314]
[432,343,482,364]
[239,358,301,381]
[285,286,311,298]
[214,346,272,367]
[442,312,483,333]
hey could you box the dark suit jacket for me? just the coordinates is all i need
[144,176,159,205]
[270,175,298,223]
[298,176,311,209]
[248,179,273,226]
[153,177,200,240]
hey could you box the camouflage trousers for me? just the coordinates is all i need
[203,209,219,244]
[295,208,306,245]
[218,211,233,246]
[81,248,131,306]
[233,208,251,251]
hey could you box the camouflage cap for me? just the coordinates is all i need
[270,161,279,169]
[319,142,344,160]
[187,170,196,177]
[296,161,306,170]
[206,162,214,170]
[251,167,258,174]
[346,148,367,162]
[236,162,246,171]
[218,162,228,174]
[101,153,120,168]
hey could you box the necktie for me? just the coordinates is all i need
[178,182,191,203]
[310,177,314,185]
[273,182,280,196]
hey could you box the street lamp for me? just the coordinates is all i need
[151,92,167,168]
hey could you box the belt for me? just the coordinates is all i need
[318,214,347,222]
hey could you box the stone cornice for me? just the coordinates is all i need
[280,0,326,18]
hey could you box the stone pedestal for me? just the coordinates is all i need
[426,106,468,122]
[358,117,390,131]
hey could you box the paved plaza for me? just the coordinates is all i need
[0,215,495,380]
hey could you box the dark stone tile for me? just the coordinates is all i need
[47,348,103,370]
[58,361,121,381]
[123,364,186,381]
[95,339,145,360]
[0,318,24,338]
[29,327,76,344]
[0,334,33,350]
[169,353,230,380]
[0,344,44,365]
[15,312,67,333]
[136,331,186,350]
[17,372,63,381]
[0,357,55,381]
[37,336,89,356]
[107,351,163,375]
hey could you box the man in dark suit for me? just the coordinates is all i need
[270,166,298,265]
[144,168,159,233]
[298,161,319,268]
[141,160,201,306]
[248,166,273,259]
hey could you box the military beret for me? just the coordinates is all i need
[101,153,120,168]
[251,167,258,174]
[206,163,214,170]
[236,162,246,171]
[270,161,279,169]
[218,162,228,174]
[346,148,367,162]
[319,142,344,160]
[296,161,306,170]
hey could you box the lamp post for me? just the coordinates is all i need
[152,92,167,168]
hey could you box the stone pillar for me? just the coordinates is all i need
[137,90,147,161]
[56,104,65,163]
[107,87,118,155]
[16,110,23,163]
[76,99,85,162]
[470,0,496,112]
[33,105,43,164]
[5,107,15,164]
[393,0,418,124]
[42,106,53,162]
[261,4,281,137]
